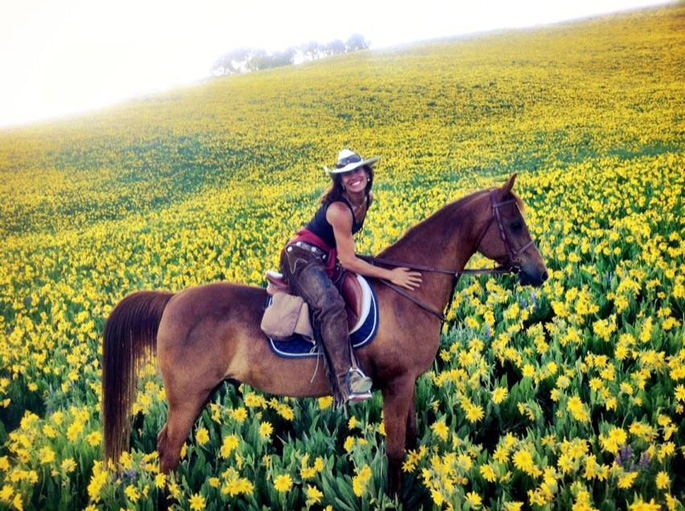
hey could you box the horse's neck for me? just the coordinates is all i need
[378,195,484,312]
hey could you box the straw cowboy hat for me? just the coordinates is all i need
[323,149,380,174]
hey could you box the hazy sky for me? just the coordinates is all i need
[0,0,671,129]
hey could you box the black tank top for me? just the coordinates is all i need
[305,196,368,249]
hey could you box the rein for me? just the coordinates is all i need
[360,190,536,322]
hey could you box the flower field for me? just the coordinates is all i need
[0,4,683,511]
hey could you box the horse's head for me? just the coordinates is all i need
[476,174,548,287]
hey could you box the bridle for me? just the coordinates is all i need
[360,190,538,321]
[488,190,536,270]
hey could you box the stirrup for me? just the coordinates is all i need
[345,368,373,403]
[347,391,372,403]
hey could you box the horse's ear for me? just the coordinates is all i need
[501,173,517,195]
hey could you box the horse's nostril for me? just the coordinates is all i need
[541,270,548,282]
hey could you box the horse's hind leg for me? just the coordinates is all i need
[382,376,415,497]
[158,386,214,474]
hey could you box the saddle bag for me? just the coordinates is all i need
[260,292,314,341]
[261,265,365,343]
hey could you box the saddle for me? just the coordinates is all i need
[265,270,364,330]
[263,273,380,359]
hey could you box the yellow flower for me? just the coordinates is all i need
[244,393,267,408]
[155,473,166,488]
[465,403,485,422]
[220,434,239,457]
[306,485,323,505]
[344,436,355,451]
[512,449,541,477]
[431,488,445,506]
[599,427,626,454]
[494,445,509,463]
[273,474,292,493]
[87,468,108,502]
[276,403,294,420]
[259,421,273,439]
[522,364,535,378]
[124,485,139,503]
[86,431,102,447]
[628,498,663,511]
[480,463,497,482]
[352,465,372,497]
[66,420,84,441]
[567,396,590,422]
[168,481,181,499]
[1,485,13,502]
[230,407,248,423]
[658,442,675,461]
[189,492,206,511]
[318,396,333,409]
[504,502,523,511]
[466,491,482,508]
[492,387,508,404]
[431,419,449,441]
[655,471,669,490]
[196,427,209,445]
[675,385,685,402]
[61,458,76,473]
[39,446,55,464]
[617,471,638,489]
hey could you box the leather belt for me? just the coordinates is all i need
[287,241,328,260]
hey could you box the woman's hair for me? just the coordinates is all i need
[319,165,374,204]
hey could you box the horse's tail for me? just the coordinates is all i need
[102,290,174,466]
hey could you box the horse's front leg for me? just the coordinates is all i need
[381,376,416,498]
[406,385,418,451]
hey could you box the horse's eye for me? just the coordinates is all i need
[510,221,523,232]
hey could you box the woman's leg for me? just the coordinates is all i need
[281,245,371,404]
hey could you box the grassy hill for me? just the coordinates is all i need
[0,4,683,510]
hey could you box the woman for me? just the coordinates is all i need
[280,149,422,405]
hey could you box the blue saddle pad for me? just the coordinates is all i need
[265,280,379,359]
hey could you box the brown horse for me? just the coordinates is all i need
[102,174,547,495]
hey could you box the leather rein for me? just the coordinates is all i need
[360,190,537,322]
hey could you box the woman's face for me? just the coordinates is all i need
[341,166,369,194]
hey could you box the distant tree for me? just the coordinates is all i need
[211,34,368,77]
[325,39,346,56]
[345,33,369,51]
[211,47,252,76]
[270,47,296,68]
[301,40,324,61]
[246,49,269,72]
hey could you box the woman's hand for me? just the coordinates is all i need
[388,267,422,290]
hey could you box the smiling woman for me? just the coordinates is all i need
[278,149,422,405]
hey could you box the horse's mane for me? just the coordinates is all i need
[377,186,524,259]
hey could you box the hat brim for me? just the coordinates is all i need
[324,156,380,174]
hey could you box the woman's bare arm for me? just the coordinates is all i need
[327,202,421,290]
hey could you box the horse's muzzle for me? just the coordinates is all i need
[518,266,548,287]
